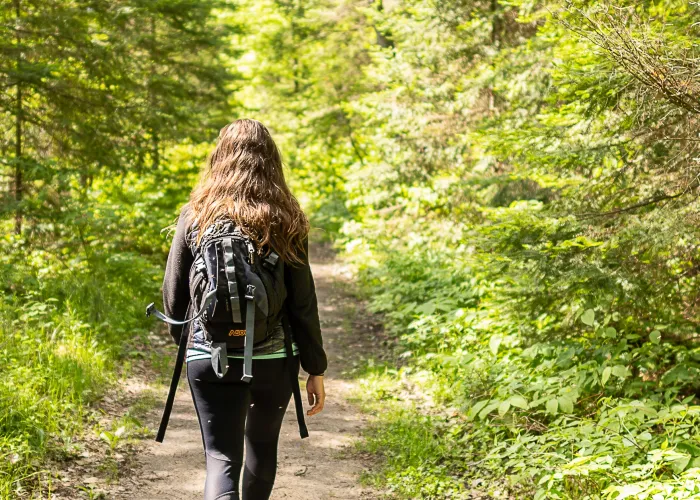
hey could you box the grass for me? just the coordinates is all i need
[351,363,477,499]
[0,238,164,497]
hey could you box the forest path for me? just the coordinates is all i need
[110,244,380,499]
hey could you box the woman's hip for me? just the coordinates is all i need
[187,355,299,387]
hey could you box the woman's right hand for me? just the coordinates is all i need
[306,374,326,416]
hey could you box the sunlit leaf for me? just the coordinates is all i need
[580,309,595,326]
[489,335,502,356]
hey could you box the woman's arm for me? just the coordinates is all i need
[162,205,195,345]
[284,237,328,377]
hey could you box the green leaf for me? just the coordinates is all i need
[649,330,661,344]
[468,400,489,420]
[498,400,511,417]
[580,309,595,326]
[509,395,529,409]
[558,396,574,414]
[416,302,436,315]
[615,484,645,498]
[612,365,629,379]
[546,399,558,415]
[638,432,652,441]
[478,402,500,420]
[470,399,487,412]
[671,455,691,474]
[603,327,617,338]
[677,441,700,457]
[489,335,502,355]
[601,366,611,386]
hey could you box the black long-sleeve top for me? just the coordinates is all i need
[161,204,328,376]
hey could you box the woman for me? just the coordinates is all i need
[161,119,327,500]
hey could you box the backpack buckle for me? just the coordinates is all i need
[245,284,256,301]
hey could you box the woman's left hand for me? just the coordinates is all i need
[306,374,326,416]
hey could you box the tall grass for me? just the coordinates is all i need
[0,236,163,497]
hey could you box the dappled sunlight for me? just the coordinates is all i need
[3,0,699,498]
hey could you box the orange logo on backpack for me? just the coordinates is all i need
[228,329,246,337]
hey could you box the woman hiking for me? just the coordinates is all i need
[160,118,327,500]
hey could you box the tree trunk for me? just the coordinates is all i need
[488,0,501,114]
[373,0,394,48]
[149,15,160,169]
[291,0,305,94]
[14,0,22,235]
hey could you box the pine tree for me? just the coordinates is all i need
[0,0,239,234]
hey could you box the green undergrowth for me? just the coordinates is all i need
[0,242,159,497]
[0,147,200,497]
[353,367,479,498]
[342,211,700,499]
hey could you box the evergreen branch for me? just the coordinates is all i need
[576,179,700,218]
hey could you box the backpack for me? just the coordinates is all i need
[146,218,308,443]
[148,218,286,382]
[190,219,288,380]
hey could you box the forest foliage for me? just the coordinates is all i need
[0,0,236,496]
[2,0,700,498]
[233,0,700,498]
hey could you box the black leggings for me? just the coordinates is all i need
[187,355,299,500]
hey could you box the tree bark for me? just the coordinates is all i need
[149,15,160,169]
[14,0,22,235]
[488,0,501,114]
[291,0,304,94]
[372,0,394,48]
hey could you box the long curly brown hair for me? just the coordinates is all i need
[188,119,309,264]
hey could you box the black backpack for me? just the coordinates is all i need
[191,219,288,380]
[146,219,308,442]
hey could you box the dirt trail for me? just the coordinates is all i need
[110,245,380,499]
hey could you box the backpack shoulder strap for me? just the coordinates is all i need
[155,303,191,443]
[222,238,242,323]
[281,308,309,439]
